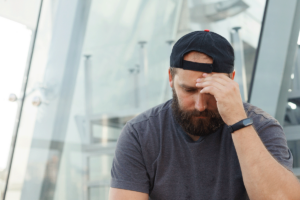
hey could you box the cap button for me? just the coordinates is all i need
[204,29,210,32]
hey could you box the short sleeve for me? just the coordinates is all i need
[110,122,150,194]
[256,119,293,171]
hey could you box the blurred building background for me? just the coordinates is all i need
[0,0,299,199]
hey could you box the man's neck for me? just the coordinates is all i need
[188,134,201,142]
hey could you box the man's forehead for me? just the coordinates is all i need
[174,69,204,86]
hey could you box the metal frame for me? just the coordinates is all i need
[249,0,300,177]
[82,143,116,200]
[249,0,300,124]
[288,46,300,100]
[285,46,300,176]
[284,125,300,177]
[230,27,248,102]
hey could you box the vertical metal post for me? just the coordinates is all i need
[230,27,248,102]
[289,46,300,97]
[163,40,174,102]
[129,65,139,108]
[84,55,92,144]
[82,155,89,200]
[138,41,147,109]
[134,65,139,108]
[84,55,92,116]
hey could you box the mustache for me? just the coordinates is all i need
[181,109,218,118]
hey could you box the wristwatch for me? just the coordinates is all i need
[228,118,253,133]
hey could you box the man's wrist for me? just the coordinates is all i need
[228,118,253,133]
[227,114,247,126]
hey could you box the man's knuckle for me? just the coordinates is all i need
[233,83,239,90]
[229,83,235,89]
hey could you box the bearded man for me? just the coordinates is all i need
[109,30,300,200]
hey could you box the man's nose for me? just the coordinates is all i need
[195,92,207,112]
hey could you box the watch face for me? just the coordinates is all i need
[243,118,253,126]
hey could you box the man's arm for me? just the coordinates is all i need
[110,122,150,199]
[231,123,300,199]
[109,188,149,200]
[197,73,300,199]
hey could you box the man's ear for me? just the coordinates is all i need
[231,71,236,80]
[168,68,173,88]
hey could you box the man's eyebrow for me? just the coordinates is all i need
[179,83,198,89]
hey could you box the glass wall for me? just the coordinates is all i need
[0,0,41,198]
[285,43,300,172]
[6,0,266,200]
[247,0,300,179]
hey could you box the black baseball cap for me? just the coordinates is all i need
[170,30,235,73]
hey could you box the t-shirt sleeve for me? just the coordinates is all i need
[256,119,293,171]
[110,122,150,194]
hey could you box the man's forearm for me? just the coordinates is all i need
[109,188,149,200]
[232,125,300,200]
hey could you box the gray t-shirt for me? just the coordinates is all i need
[111,100,293,200]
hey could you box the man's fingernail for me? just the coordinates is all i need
[203,73,207,76]
[196,78,201,82]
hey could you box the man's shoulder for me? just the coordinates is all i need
[123,100,174,155]
[243,102,281,130]
[128,99,173,126]
[243,102,276,120]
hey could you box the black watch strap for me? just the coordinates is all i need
[228,118,253,133]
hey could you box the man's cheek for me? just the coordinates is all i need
[178,96,194,110]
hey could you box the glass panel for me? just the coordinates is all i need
[288,140,300,168]
[89,187,109,200]
[284,43,300,176]
[7,0,267,200]
[284,99,300,126]
[284,45,300,127]
[0,0,41,198]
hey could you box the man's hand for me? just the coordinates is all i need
[196,73,247,125]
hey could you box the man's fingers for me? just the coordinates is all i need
[197,76,228,86]
[204,73,232,81]
[200,86,221,99]
[196,80,225,91]
[197,73,231,86]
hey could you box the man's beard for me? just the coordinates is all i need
[171,88,225,137]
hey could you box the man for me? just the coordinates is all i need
[109,30,300,199]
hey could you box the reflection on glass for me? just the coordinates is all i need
[284,45,300,173]
[288,140,300,168]
[7,0,267,199]
[285,100,300,126]
[285,46,300,126]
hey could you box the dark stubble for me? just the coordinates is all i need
[171,88,225,137]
